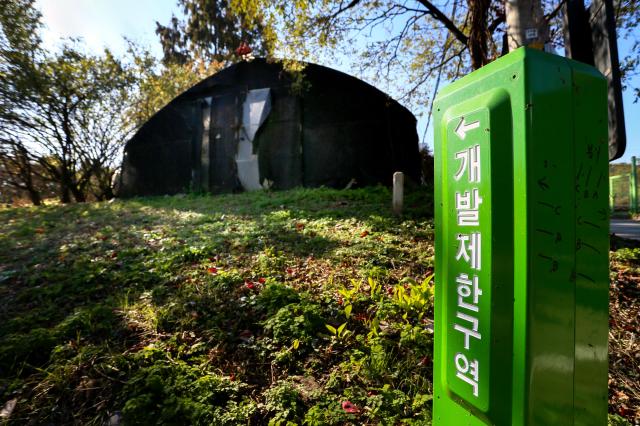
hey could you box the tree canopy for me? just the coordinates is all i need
[126,43,223,128]
[228,0,639,114]
[1,0,245,205]
[0,0,140,203]
[619,0,640,99]
[156,0,265,65]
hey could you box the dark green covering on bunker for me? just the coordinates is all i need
[119,59,420,196]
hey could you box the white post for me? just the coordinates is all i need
[393,172,404,215]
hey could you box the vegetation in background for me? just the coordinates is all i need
[618,0,640,101]
[0,0,138,205]
[228,0,640,116]
[125,43,223,129]
[155,0,265,66]
[0,0,231,206]
[609,162,640,213]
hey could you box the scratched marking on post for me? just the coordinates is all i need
[452,114,483,398]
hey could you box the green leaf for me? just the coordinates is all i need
[325,324,337,335]
[400,277,417,286]
[344,304,352,318]
[337,322,347,336]
[422,274,435,287]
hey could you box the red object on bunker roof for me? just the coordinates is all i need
[235,42,252,56]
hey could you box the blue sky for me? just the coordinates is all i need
[36,0,174,57]
[35,0,639,163]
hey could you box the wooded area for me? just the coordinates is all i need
[0,0,224,205]
[1,0,639,205]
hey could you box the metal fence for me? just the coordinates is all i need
[609,156,638,212]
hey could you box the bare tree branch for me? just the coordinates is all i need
[414,0,469,45]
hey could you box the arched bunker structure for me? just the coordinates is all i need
[119,59,420,196]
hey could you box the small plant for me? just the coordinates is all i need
[257,246,287,276]
[608,413,631,426]
[337,279,362,305]
[368,276,383,299]
[325,322,351,341]
[256,282,301,315]
[262,380,304,425]
[612,247,640,264]
[343,302,352,319]
[121,356,249,424]
[392,274,434,321]
[262,301,324,350]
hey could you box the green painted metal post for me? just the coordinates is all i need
[609,174,627,212]
[610,176,615,212]
[630,156,637,214]
[433,48,610,425]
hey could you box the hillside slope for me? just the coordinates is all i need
[0,187,636,425]
[0,187,436,425]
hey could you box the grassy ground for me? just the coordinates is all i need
[0,186,637,425]
[0,187,436,425]
[609,237,640,425]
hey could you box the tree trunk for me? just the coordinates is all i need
[22,166,42,206]
[60,170,76,203]
[59,184,71,203]
[27,188,42,206]
[57,165,87,203]
[96,169,115,200]
[505,0,548,51]
[468,0,492,69]
[71,185,86,202]
[96,184,114,201]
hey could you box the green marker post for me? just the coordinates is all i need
[433,48,609,425]
[630,156,637,214]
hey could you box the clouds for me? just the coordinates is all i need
[35,0,176,56]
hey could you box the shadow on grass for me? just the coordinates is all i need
[0,185,435,424]
[131,185,434,222]
[128,185,434,262]
[0,222,167,371]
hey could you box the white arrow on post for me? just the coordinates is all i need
[455,117,480,140]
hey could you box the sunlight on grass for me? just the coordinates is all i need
[1,186,634,424]
[0,186,436,424]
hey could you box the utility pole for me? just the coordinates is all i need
[505,0,548,50]
[563,0,626,160]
